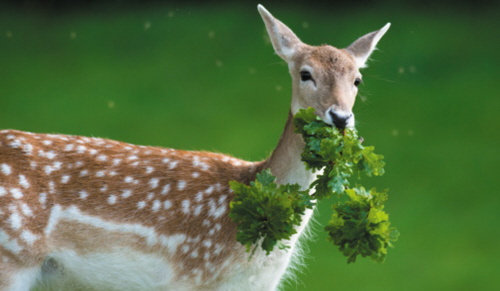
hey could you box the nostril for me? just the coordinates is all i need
[329,111,351,130]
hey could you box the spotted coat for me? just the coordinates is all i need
[0,129,273,289]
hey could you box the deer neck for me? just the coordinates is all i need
[265,110,315,190]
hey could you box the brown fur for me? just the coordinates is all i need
[0,130,268,286]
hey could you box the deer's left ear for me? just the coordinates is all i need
[345,23,390,68]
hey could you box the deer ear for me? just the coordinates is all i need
[345,23,391,68]
[258,4,303,62]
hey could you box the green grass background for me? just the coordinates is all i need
[1,2,499,290]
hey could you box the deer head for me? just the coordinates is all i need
[258,5,390,130]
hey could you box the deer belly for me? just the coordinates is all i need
[41,249,175,291]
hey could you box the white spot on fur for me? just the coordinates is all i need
[121,189,132,198]
[164,200,172,210]
[11,188,23,199]
[1,163,12,175]
[43,140,52,146]
[79,190,89,199]
[214,243,222,255]
[193,205,203,216]
[195,192,203,202]
[192,172,200,178]
[49,181,56,194]
[124,176,134,183]
[100,184,108,192]
[39,193,47,206]
[64,144,74,151]
[30,161,37,169]
[0,229,23,254]
[10,212,22,230]
[61,175,70,184]
[207,198,226,219]
[45,151,57,159]
[21,230,39,245]
[169,161,178,169]
[162,158,170,163]
[96,171,105,177]
[152,200,161,212]
[89,149,98,155]
[193,156,201,167]
[203,239,212,248]
[80,170,88,177]
[182,200,190,214]
[108,195,117,205]
[0,187,6,196]
[128,155,138,160]
[76,145,86,154]
[161,184,171,195]
[187,236,200,243]
[97,155,108,162]
[145,166,154,174]
[9,139,22,148]
[113,158,122,166]
[23,143,33,154]
[177,180,186,191]
[18,175,30,189]
[182,245,189,254]
[20,203,33,216]
[44,162,62,175]
[149,178,159,189]
[159,234,186,253]
[205,185,214,195]
[137,201,146,209]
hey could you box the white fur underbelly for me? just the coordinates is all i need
[37,246,304,291]
[40,250,176,291]
[33,207,315,291]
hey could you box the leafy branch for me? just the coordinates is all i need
[229,107,399,263]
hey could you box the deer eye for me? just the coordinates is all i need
[354,78,362,87]
[300,71,312,82]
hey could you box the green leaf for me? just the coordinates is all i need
[325,186,398,263]
[228,107,398,263]
[361,146,386,177]
[229,169,314,257]
[256,169,277,188]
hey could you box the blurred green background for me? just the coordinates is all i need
[1,1,499,290]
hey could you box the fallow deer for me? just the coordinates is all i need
[0,5,389,291]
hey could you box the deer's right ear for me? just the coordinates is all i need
[258,5,303,62]
[345,23,391,68]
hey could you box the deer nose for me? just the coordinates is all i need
[329,110,352,130]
